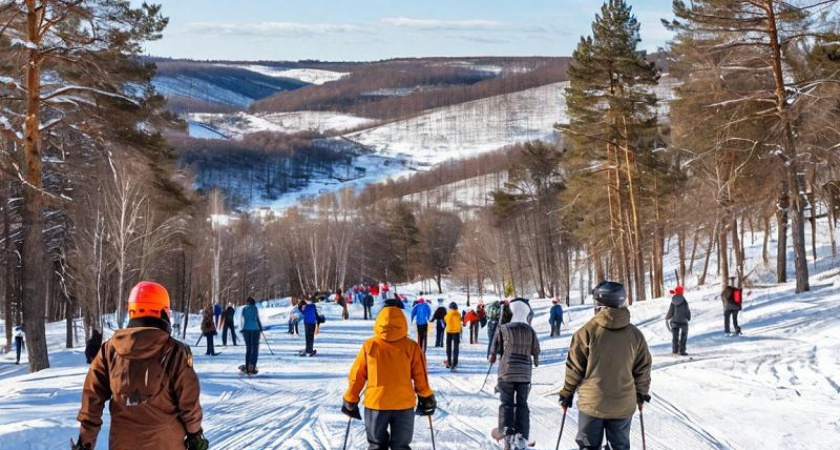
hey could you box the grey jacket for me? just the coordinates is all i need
[666,295,691,325]
[492,322,540,383]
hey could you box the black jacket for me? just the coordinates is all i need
[223,306,236,323]
[84,329,103,364]
[666,295,691,325]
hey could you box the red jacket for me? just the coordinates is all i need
[463,310,480,325]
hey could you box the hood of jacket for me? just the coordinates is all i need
[374,306,408,342]
[510,300,531,324]
[593,307,631,330]
[111,327,170,359]
[671,294,686,306]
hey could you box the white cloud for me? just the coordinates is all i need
[184,21,363,37]
[381,17,512,31]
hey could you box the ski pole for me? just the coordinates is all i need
[342,417,352,450]
[554,408,567,450]
[640,407,647,450]
[478,362,494,393]
[261,330,275,356]
[428,415,437,450]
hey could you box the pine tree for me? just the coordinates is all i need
[559,0,660,302]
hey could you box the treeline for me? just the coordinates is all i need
[251,58,569,120]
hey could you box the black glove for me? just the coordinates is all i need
[71,437,92,450]
[342,400,362,420]
[558,392,574,409]
[185,429,209,450]
[637,392,651,405]
[415,394,437,416]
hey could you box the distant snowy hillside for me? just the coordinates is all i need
[232,65,349,85]
[189,111,375,139]
[154,75,255,108]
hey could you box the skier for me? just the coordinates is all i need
[84,329,103,364]
[336,288,349,320]
[666,286,691,355]
[342,301,436,450]
[301,297,319,356]
[212,301,223,330]
[240,297,262,374]
[489,300,540,450]
[73,281,208,450]
[288,299,300,335]
[722,278,743,336]
[549,299,564,337]
[411,297,432,352]
[200,305,219,357]
[558,281,652,450]
[363,289,375,320]
[13,324,24,365]
[221,302,237,346]
[463,308,481,344]
[485,300,502,357]
[432,301,447,348]
[444,302,462,370]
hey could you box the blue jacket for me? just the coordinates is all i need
[213,303,223,317]
[549,305,564,324]
[241,304,262,331]
[302,303,319,324]
[411,302,432,325]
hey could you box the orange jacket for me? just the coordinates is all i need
[344,307,434,410]
[463,310,479,325]
[445,309,462,333]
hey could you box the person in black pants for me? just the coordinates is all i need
[363,291,374,320]
[722,279,743,335]
[201,306,219,356]
[301,298,319,356]
[14,325,25,365]
[221,302,237,346]
[666,286,691,355]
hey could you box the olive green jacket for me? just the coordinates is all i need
[560,307,652,419]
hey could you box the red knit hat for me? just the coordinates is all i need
[670,286,685,296]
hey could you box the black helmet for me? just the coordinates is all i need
[591,281,627,308]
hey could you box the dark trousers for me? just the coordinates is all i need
[243,330,260,368]
[486,321,498,357]
[205,333,215,355]
[364,305,372,320]
[305,323,317,354]
[724,310,741,334]
[435,321,445,347]
[446,332,460,367]
[469,322,479,344]
[576,411,631,450]
[417,324,428,352]
[498,381,531,439]
[671,322,688,354]
[15,336,23,364]
[222,322,237,346]
[550,319,561,337]
[364,408,414,450]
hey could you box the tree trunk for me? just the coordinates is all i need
[719,219,730,285]
[65,291,74,349]
[731,217,744,283]
[2,189,10,353]
[688,228,700,274]
[699,222,718,286]
[762,213,771,264]
[678,228,687,285]
[777,187,789,283]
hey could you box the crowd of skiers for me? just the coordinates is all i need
[65,276,750,450]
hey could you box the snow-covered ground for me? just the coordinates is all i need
[2,219,839,449]
[231,65,349,85]
[189,111,375,139]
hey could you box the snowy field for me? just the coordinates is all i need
[231,65,349,85]
[189,111,375,139]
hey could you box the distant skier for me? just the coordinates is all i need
[432,300,447,348]
[301,297,319,357]
[489,301,540,450]
[342,301,436,450]
[73,281,208,450]
[411,297,432,352]
[213,301,223,330]
[84,329,103,364]
[549,299,565,337]
[222,302,237,346]
[485,300,502,357]
[666,286,691,355]
[13,324,24,365]
[363,289,375,321]
[240,297,262,374]
[558,281,652,450]
[201,305,219,357]
[463,308,481,344]
[722,278,743,336]
[288,299,301,335]
[336,288,349,320]
[444,302,462,370]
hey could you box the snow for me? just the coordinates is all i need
[231,65,349,85]
[188,111,375,140]
[2,217,839,449]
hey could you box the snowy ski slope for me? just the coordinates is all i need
[231,65,349,85]
[1,219,839,449]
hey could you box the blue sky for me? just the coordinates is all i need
[134,0,675,61]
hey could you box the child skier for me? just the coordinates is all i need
[74,281,208,450]
[485,300,501,357]
[411,297,432,352]
[342,302,436,450]
[241,297,262,374]
[444,302,462,370]
[301,297,319,356]
[200,305,219,357]
[432,300,447,348]
[489,301,540,450]
[666,286,691,355]
[549,299,564,337]
[558,281,652,450]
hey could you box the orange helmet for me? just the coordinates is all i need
[127,281,171,320]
